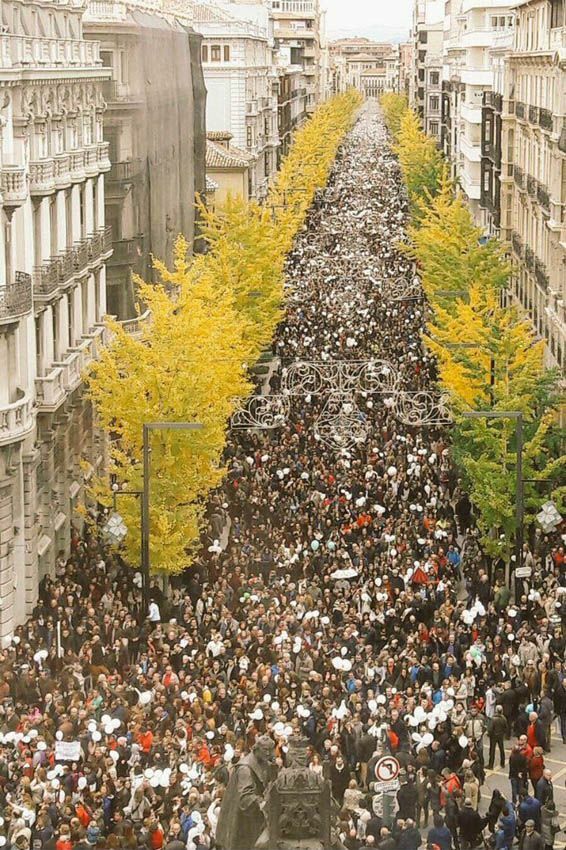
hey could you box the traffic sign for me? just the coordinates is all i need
[375,755,400,783]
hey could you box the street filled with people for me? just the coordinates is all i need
[1,106,565,850]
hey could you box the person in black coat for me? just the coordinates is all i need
[397,779,418,820]
[457,799,485,848]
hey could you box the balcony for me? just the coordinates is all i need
[514,165,525,191]
[0,388,34,447]
[108,159,142,186]
[272,0,315,13]
[0,272,33,324]
[53,153,71,188]
[118,308,151,338]
[69,150,85,181]
[534,259,549,291]
[108,235,143,267]
[84,144,99,177]
[536,183,550,215]
[524,245,535,272]
[35,366,66,412]
[528,104,539,124]
[97,141,111,171]
[538,108,553,131]
[33,228,113,301]
[1,164,27,207]
[1,34,101,70]
[53,351,82,393]
[515,101,526,120]
[102,79,142,108]
[29,158,55,195]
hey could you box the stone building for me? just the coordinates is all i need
[502,0,565,370]
[441,0,514,220]
[270,0,324,116]
[206,130,254,204]
[410,0,444,142]
[191,0,279,200]
[329,40,400,97]
[83,1,206,319]
[399,42,414,97]
[275,53,307,160]
[0,0,112,640]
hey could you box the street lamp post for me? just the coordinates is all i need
[462,410,523,590]
[141,423,204,612]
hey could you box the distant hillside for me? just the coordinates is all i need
[328,24,410,43]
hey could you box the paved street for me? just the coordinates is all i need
[479,734,566,842]
[1,100,565,850]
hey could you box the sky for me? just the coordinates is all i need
[323,0,413,40]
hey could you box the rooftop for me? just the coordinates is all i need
[206,138,254,169]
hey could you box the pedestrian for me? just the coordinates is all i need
[519,820,544,850]
[487,706,508,770]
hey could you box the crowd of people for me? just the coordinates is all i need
[0,105,564,850]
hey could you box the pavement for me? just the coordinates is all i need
[477,729,566,844]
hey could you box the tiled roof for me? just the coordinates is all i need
[206,139,254,169]
[206,175,219,192]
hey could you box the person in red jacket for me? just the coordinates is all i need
[529,746,545,794]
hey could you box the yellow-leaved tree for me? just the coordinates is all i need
[87,236,253,574]
[87,91,362,575]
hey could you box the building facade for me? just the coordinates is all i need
[503,0,565,370]
[270,0,323,116]
[329,39,401,97]
[206,130,254,204]
[410,0,444,142]
[192,1,279,199]
[441,0,514,220]
[84,1,206,320]
[0,0,112,640]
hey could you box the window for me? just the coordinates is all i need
[430,71,439,86]
[430,121,439,135]
[247,126,253,148]
[430,95,439,111]
[550,0,564,27]
[418,30,428,43]
[201,44,208,62]
[223,45,230,62]
[211,45,221,62]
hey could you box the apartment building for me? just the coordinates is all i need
[84,0,206,320]
[270,0,323,116]
[399,42,414,97]
[192,1,279,200]
[441,0,514,220]
[330,39,400,97]
[0,0,112,640]
[503,0,565,370]
[275,52,308,159]
[410,0,444,142]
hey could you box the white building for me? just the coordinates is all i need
[191,0,279,199]
[410,0,444,142]
[441,0,514,219]
[270,0,324,116]
[0,0,111,640]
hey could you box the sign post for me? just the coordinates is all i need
[373,756,400,827]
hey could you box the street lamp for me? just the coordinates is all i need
[462,410,523,589]
[141,423,204,612]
